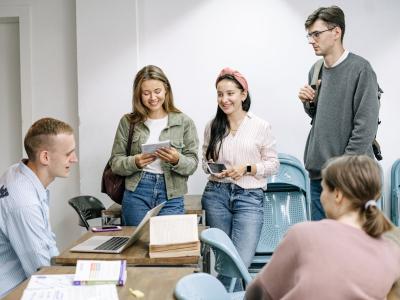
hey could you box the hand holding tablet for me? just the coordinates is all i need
[141,140,171,154]
[139,140,179,165]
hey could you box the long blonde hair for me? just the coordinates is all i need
[322,155,392,237]
[131,65,180,124]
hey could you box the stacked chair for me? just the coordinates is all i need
[249,153,310,275]
[391,159,400,226]
[198,228,251,299]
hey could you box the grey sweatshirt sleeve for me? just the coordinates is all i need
[345,65,379,154]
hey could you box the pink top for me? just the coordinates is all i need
[246,220,400,300]
[202,112,279,189]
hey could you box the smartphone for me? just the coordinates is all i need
[207,162,226,175]
[91,225,122,232]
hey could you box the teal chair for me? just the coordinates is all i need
[250,153,310,274]
[391,159,400,225]
[200,228,251,294]
[175,272,245,300]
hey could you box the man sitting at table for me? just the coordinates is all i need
[0,118,78,297]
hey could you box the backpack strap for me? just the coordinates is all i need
[126,114,135,156]
[311,59,324,88]
[373,85,384,161]
[309,59,324,124]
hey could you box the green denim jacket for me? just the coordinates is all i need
[110,112,199,199]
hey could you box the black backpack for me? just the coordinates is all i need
[309,59,383,161]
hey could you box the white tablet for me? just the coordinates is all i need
[141,140,171,154]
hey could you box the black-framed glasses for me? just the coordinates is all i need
[306,27,335,40]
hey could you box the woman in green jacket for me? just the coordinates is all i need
[110,65,199,225]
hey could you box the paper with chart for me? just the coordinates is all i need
[73,260,126,285]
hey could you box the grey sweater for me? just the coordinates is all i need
[303,53,379,179]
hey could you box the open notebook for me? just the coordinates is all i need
[70,202,165,254]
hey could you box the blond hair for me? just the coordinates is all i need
[322,155,392,237]
[24,117,73,161]
[131,65,180,124]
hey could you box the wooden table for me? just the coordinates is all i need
[3,266,196,300]
[55,226,209,271]
[102,194,205,225]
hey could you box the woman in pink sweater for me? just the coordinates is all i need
[246,155,400,300]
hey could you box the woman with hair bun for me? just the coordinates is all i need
[246,155,400,300]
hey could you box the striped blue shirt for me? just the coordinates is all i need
[0,160,59,297]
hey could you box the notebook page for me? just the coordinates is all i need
[150,214,198,245]
[21,284,118,300]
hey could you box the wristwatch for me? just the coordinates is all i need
[246,165,252,174]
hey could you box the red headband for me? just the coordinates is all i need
[216,67,249,92]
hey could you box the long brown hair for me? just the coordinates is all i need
[130,65,180,124]
[206,74,251,161]
[322,155,392,237]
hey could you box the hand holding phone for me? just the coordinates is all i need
[207,162,226,175]
[91,225,122,232]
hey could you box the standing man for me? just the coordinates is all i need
[0,118,78,297]
[298,6,379,220]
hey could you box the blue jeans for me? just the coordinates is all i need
[201,181,264,291]
[310,179,326,221]
[122,172,184,226]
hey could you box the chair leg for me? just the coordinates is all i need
[201,243,211,273]
[228,278,237,293]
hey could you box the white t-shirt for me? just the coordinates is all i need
[143,116,168,174]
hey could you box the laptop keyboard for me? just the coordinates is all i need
[95,237,130,251]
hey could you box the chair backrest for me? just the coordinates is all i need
[68,195,105,230]
[254,153,309,260]
[267,153,310,210]
[200,228,252,286]
[174,273,231,300]
[391,159,400,225]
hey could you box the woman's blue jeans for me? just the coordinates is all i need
[201,181,264,291]
[122,172,184,226]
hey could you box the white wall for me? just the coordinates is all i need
[0,0,81,250]
[76,0,138,209]
[0,19,22,172]
[1,0,399,250]
[78,0,400,216]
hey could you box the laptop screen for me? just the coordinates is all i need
[122,201,166,250]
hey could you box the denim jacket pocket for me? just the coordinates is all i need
[130,133,142,155]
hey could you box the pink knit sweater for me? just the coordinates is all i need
[246,220,400,300]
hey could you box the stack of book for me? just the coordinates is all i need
[73,260,127,286]
[149,214,200,258]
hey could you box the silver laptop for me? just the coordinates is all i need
[70,202,165,254]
